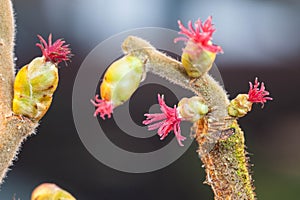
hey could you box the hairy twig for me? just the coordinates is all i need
[0,0,39,184]
[0,0,15,117]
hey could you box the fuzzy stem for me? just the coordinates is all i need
[122,36,229,120]
[0,0,15,116]
[0,0,39,185]
[0,116,38,183]
[122,36,256,199]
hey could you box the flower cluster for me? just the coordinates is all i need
[174,16,223,54]
[36,34,72,64]
[143,94,186,146]
[91,95,114,120]
[143,94,208,146]
[248,78,273,106]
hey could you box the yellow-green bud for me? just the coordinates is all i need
[181,44,216,78]
[92,55,145,119]
[100,55,145,107]
[31,183,76,200]
[13,57,59,121]
[178,96,209,122]
[13,34,71,121]
[228,94,252,118]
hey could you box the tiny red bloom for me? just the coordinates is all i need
[36,34,72,64]
[248,78,273,106]
[91,95,114,120]
[143,94,186,146]
[174,16,223,54]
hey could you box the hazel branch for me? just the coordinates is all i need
[0,0,15,117]
[0,0,40,184]
[0,116,38,183]
[0,1,72,185]
[122,35,256,199]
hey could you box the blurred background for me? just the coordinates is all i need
[1,0,300,199]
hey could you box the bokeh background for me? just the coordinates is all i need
[1,0,300,199]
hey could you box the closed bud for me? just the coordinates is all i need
[228,94,252,118]
[178,96,209,122]
[101,55,144,106]
[13,57,58,121]
[31,183,76,200]
[181,46,216,78]
[91,55,145,119]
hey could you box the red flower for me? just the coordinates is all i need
[143,94,186,146]
[174,16,223,53]
[91,95,114,120]
[36,34,72,64]
[248,78,272,106]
